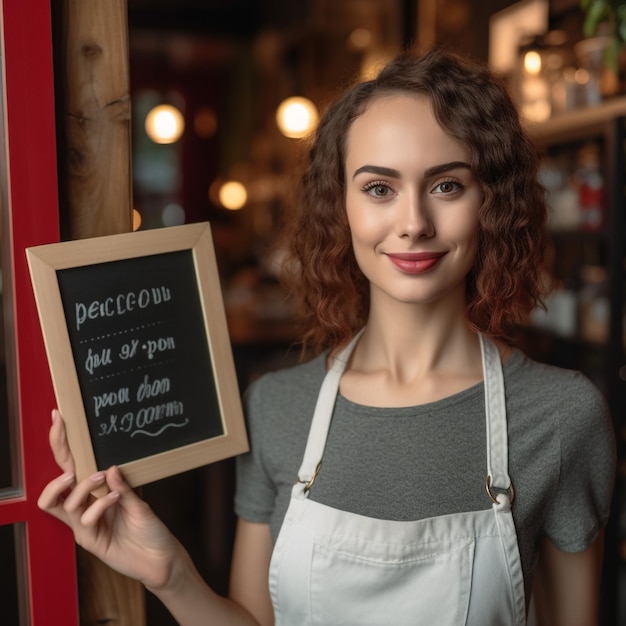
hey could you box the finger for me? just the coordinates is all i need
[37,471,75,520]
[63,471,107,516]
[105,466,131,494]
[104,466,147,511]
[80,490,120,527]
[49,409,75,474]
[106,465,153,517]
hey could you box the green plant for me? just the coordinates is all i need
[581,0,626,69]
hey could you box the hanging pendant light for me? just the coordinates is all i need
[275,96,319,139]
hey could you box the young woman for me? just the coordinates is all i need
[39,48,615,625]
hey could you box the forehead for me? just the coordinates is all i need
[345,94,470,167]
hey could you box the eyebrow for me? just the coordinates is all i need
[351,161,472,180]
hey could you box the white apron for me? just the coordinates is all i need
[268,334,527,625]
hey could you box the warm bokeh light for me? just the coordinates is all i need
[522,99,551,123]
[523,51,542,75]
[348,28,372,50]
[132,209,142,231]
[575,68,590,85]
[359,51,393,81]
[276,96,319,138]
[208,178,222,206]
[145,104,185,144]
[194,106,218,138]
[218,181,247,210]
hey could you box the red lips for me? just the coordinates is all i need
[385,252,446,274]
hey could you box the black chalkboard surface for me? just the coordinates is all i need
[27,223,248,489]
[57,249,223,468]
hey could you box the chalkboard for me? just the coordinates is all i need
[27,223,248,489]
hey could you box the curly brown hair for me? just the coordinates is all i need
[280,47,550,355]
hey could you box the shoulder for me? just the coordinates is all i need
[505,351,615,552]
[235,355,328,528]
[244,352,327,411]
[504,350,614,462]
[242,352,328,440]
[504,349,615,493]
[504,350,610,421]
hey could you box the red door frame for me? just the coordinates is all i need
[0,1,78,623]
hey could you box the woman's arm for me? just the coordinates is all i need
[229,519,275,625]
[38,410,264,626]
[160,519,275,626]
[532,532,605,626]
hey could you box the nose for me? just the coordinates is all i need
[397,192,434,239]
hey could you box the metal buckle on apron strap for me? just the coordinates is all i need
[485,475,515,505]
[299,461,322,493]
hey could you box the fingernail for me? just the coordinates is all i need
[89,472,106,482]
[51,409,58,423]
[60,471,74,482]
[108,491,120,501]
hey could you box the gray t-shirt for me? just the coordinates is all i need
[235,348,615,597]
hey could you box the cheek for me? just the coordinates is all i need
[443,212,478,242]
[346,201,380,244]
[453,203,480,241]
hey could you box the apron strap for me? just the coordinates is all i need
[480,335,512,495]
[297,330,362,486]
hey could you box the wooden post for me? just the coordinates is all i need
[56,0,132,239]
[54,1,144,623]
[78,549,146,626]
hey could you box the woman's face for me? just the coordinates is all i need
[344,94,482,311]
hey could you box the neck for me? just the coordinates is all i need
[352,297,481,382]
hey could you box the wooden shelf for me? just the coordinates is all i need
[526,96,626,144]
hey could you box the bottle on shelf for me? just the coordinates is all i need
[539,154,580,230]
[574,142,605,232]
[579,264,610,343]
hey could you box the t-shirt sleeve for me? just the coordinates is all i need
[234,379,277,524]
[542,373,616,552]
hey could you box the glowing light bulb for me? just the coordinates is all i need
[524,51,542,75]
[219,181,247,210]
[276,97,319,138]
[145,104,185,144]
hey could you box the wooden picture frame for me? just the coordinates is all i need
[27,222,248,491]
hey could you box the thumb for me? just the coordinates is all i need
[49,409,76,474]
[104,466,160,524]
[104,466,146,509]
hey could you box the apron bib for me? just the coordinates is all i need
[269,334,526,625]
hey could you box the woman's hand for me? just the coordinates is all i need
[38,409,183,591]
[39,410,263,626]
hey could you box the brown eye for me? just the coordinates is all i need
[433,180,462,194]
[363,182,393,198]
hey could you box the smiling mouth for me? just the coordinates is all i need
[385,252,446,274]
